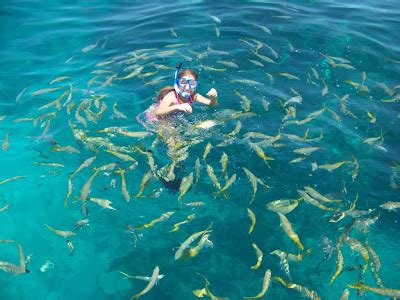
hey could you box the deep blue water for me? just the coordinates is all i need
[0,0,399,299]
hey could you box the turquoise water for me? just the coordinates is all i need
[1,0,400,299]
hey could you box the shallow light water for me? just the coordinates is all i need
[0,0,399,299]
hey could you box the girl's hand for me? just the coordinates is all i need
[206,88,218,98]
[178,103,193,114]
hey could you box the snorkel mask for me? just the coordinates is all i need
[174,63,198,100]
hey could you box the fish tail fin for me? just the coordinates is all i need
[348,283,365,290]
[211,191,219,199]
[212,189,229,200]
[299,242,305,251]
[264,160,272,169]
[63,196,69,208]
[380,129,385,141]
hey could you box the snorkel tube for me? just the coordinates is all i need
[174,62,192,100]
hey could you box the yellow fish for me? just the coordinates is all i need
[346,238,369,273]
[314,161,351,172]
[293,147,322,156]
[170,27,177,37]
[194,158,201,184]
[345,80,370,93]
[16,87,27,102]
[249,59,264,67]
[243,270,271,299]
[217,60,239,69]
[89,198,116,210]
[365,239,384,288]
[220,152,228,179]
[51,145,80,153]
[253,23,272,34]
[235,90,251,112]
[348,283,400,297]
[297,190,336,211]
[130,266,160,299]
[175,225,212,260]
[206,165,222,191]
[277,212,304,250]
[170,214,196,232]
[178,172,194,201]
[279,72,300,80]
[249,143,274,166]
[329,246,343,285]
[0,243,27,275]
[304,186,342,204]
[80,170,100,201]
[30,87,61,97]
[0,204,10,212]
[351,154,359,182]
[250,243,263,270]
[119,169,131,202]
[45,224,76,238]
[72,156,96,178]
[274,276,320,299]
[271,250,291,280]
[112,99,128,119]
[2,132,10,151]
[136,212,174,230]
[339,289,349,300]
[266,199,300,214]
[188,233,213,257]
[203,142,213,161]
[367,111,376,123]
[64,175,73,207]
[82,40,99,53]
[253,51,276,64]
[242,167,258,203]
[135,170,153,198]
[247,208,256,234]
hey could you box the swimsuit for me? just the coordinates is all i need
[136,91,194,125]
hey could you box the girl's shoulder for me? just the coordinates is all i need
[166,90,176,97]
[159,90,177,104]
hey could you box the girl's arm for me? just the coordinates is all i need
[155,92,192,116]
[194,88,218,106]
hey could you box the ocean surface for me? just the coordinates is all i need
[1,0,399,299]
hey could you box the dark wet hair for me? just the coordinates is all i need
[156,68,198,101]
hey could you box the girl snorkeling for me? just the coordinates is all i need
[144,62,218,122]
[137,62,218,188]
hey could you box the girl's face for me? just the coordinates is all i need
[177,75,198,95]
